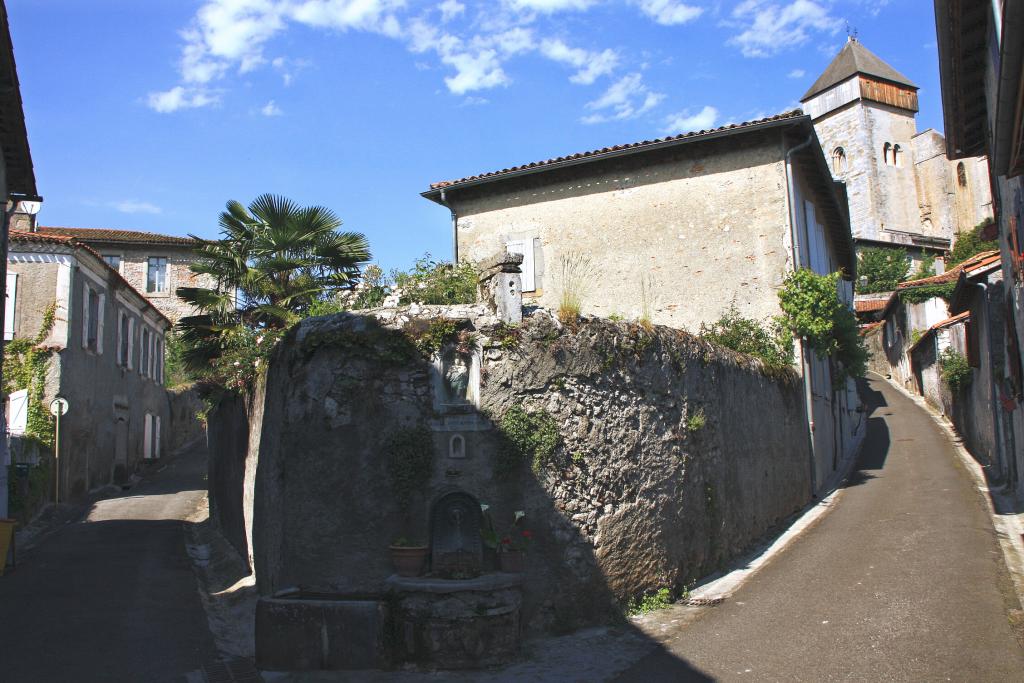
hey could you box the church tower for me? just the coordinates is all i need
[802,38,929,248]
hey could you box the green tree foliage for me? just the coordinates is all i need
[393,255,477,306]
[777,269,868,384]
[699,304,794,370]
[176,194,370,384]
[909,254,936,281]
[948,219,998,267]
[939,348,972,392]
[856,247,909,293]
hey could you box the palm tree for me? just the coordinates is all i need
[176,193,371,377]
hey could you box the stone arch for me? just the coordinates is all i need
[831,146,848,173]
[882,142,892,165]
[957,161,967,187]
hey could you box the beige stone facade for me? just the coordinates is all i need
[32,228,219,325]
[429,119,852,332]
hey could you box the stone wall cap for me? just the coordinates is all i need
[477,250,524,273]
[385,572,523,593]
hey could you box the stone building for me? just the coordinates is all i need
[802,38,993,267]
[26,226,216,325]
[934,0,1024,495]
[423,110,863,494]
[6,230,172,498]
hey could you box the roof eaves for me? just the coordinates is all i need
[423,111,807,198]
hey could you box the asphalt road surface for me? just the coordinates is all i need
[616,377,1024,681]
[0,446,216,682]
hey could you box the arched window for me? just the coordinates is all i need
[957,162,967,186]
[832,147,848,173]
[883,142,892,165]
[893,144,902,167]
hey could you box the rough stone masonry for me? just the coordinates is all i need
[227,305,814,634]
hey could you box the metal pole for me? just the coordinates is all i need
[53,411,60,505]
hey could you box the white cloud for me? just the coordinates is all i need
[582,72,665,124]
[787,68,805,78]
[540,39,618,84]
[261,100,283,116]
[443,49,509,94]
[461,95,490,106]
[111,200,162,215]
[506,0,595,13]
[146,86,219,113]
[634,0,703,26]
[728,0,841,58]
[662,105,718,134]
[438,0,465,22]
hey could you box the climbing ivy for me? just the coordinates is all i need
[386,427,436,510]
[898,283,956,304]
[3,302,58,447]
[495,404,561,476]
[777,269,867,385]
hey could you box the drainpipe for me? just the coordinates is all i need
[440,189,458,264]
[784,134,819,495]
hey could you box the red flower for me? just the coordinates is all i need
[500,537,511,545]
[521,530,533,538]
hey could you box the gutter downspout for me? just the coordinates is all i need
[440,189,458,264]
[785,134,819,496]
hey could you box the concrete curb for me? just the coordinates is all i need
[867,371,1024,610]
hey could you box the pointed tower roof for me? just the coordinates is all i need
[801,38,917,102]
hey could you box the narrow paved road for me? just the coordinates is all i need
[0,446,217,682]
[617,377,1024,681]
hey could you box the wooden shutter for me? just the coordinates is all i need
[82,284,90,349]
[154,416,161,459]
[96,294,105,354]
[127,319,135,370]
[506,239,536,291]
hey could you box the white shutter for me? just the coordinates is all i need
[8,389,28,435]
[143,414,152,460]
[506,239,536,292]
[82,283,90,348]
[154,416,161,459]
[5,271,17,340]
[96,294,105,354]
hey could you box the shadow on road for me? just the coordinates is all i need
[843,380,890,488]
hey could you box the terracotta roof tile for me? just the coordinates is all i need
[855,298,889,313]
[896,250,1000,290]
[9,231,171,326]
[38,226,199,246]
[428,110,806,190]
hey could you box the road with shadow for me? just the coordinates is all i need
[616,377,1024,681]
[0,446,217,682]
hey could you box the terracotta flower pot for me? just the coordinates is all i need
[389,545,429,577]
[499,550,526,573]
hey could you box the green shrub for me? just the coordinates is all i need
[777,269,867,384]
[699,304,794,369]
[627,588,673,616]
[857,247,909,293]
[948,219,998,267]
[686,408,706,432]
[495,405,561,475]
[939,348,972,392]
[909,254,936,280]
[899,282,956,304]
[386,427,435,510]
[394,255,477,306]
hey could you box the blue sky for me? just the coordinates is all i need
[11,0,943,272]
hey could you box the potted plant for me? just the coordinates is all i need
[497,511,533,573]
[389,537,429,577]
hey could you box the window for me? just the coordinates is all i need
[103,255,122,271]
[82,284,104,353]
[141,328,150,376]
[882,142,892,165]
[831,147,848,174]
[892,144,902,167]
[957,162,967,187]
[147,257,168,293]
[118,312,130,366]
[5,271,17,341]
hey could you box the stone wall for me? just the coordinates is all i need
[242,306,814,634]
[207,391,252,564]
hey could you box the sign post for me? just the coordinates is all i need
[49,397,68,504]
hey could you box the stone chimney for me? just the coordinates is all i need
[477,251,523,325]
